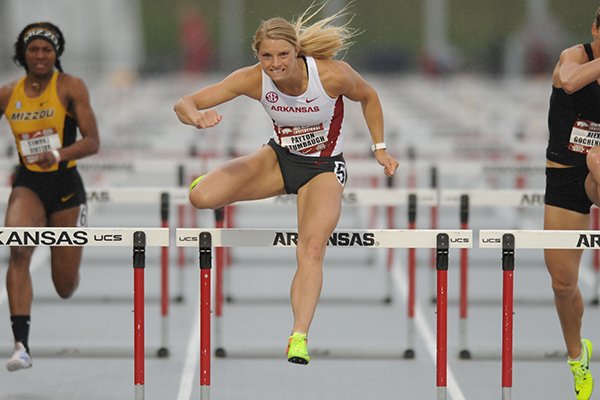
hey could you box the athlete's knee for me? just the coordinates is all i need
[549,273,578,299]
[188,175,216,209]
[189,188,215,209]
[54,274,80,299]
[9,247,34,267]
[297,239,327,265]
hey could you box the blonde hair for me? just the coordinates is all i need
[252,2,358,59]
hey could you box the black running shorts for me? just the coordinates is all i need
[267,138,347,194]
[13,165,87,217]
[545,164,592,214]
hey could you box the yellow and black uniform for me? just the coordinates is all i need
[4,71,86,218]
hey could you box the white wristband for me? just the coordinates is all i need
[371,142,386,152]
[51,149,61,163]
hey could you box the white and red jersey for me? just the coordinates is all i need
[260,56,344,157]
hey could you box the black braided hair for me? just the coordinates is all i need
[13,22,65,73]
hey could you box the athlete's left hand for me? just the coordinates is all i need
[374,150,399,177]
[34,150,59,170]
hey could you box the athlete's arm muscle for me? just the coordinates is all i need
[174,65,262,129]
[0,81,17,120]
[57,74,100,161]
[555,45,600,94]
[320,60,397,177]
[321,60,385,145]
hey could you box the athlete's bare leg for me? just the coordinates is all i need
[291,172,343,333]
[189,145,286,209]
[5,188,45,315]
[544,204,588,359]
[48,206,85,298]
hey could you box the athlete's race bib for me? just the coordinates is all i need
[278,124,328,154]
[568,119,600,154]
[18,128,61,163]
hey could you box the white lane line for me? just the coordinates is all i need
[176,296,200,400]
[392,263,467,400]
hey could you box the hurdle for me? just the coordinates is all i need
[176,227,471,400]
[0,186,187,357]
[208,189,437,360]
[219,188,437,305]
[477,229,600,399]
[0,227,169,400]
[439,189,544,359]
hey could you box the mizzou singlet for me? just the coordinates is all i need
[5,71,77,172]
[260,56,344,157]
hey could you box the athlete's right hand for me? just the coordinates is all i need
[190,109,222,129]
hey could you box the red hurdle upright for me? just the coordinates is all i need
[404,193,417,359]
[133,231,146,400]
[214,208,226,357]
[501,233,515,400]
[199,232,213,400]
[430,166,439,304]
[384,175,395,303]
[158,193,170,357]
[436,233,449,400]
[458,194,470,359]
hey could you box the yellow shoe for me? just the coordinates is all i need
[568,339,594,400]
[189,175,204,192]
[287,332,310,365]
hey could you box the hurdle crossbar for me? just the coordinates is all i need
[439,189,545,208]
[242,188,438,207]
[477,230,597,400]
[0,227,168,400]
[0,227,168,246]
[178,229,471,400]
[438,190,544,361]
[480,229,600,249]
[176,228,472,248]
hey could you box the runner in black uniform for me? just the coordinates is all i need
[544,7,600,399]
[0,22,100,372]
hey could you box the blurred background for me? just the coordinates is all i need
[1,4,600,399]
[0,0,597,190]
[0,0,597,186]
[0,0,597,78]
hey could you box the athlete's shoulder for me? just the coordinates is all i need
[0,79,20,111]
[224,64,262,98]
[57,72,87,89]
[559,44,589,64]
[228,64,261,81]
[316,59,357,96]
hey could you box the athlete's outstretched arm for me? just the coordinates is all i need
[174,65,262,129]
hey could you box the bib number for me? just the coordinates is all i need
[19,129,61,163]
[568,119,600,154]
[334,161,347,186]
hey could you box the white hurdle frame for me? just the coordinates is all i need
[231,188,438,301]
[478,229,600,400]
[0,227,169,400]
[439,189,545,359]
[211,189,437,358]
[0,186,190,357]
[176,227,472,400]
